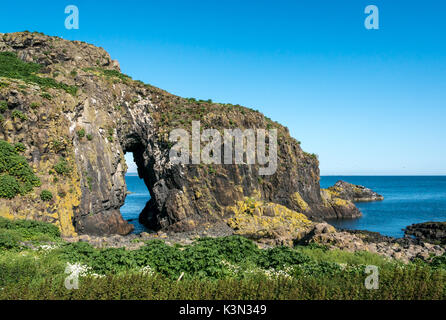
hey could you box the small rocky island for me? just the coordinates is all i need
[326,180,384,202]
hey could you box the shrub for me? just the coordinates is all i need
[0,174,22,199]
[0,217,60,241]
[86,134,93,141]
[30,102,40,109]
[257,246,311,270]
[11,110,27,121]
[430,253,446,269]
[51,140,65,153]
[0,100,7,113]
[0,140,41,198]
[77,129,85,139]
[0,231,21,250]
[54,158,71,176]
[40,190,53,201]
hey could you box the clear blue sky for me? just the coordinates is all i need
[1,0,445,175]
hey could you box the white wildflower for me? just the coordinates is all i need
[140,265,155,276]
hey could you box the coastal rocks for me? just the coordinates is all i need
[0,32,363,236]
[226,196,314,246]
[404,222,446,245]
[319,189,362,219]
[316,180,383,220]
[301,224,445,263]
[326,180,384,202]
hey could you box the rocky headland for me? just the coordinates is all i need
[0,31,363,238]
[0,32,444,264]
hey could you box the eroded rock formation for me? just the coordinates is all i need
[0,32,364,236]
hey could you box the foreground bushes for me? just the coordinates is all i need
[0,217,445,300]
[1,268,444,300]
[0,217,61,250]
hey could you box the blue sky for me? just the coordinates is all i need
[1,0,445,175]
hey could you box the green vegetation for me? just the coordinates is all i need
[107,127,114,142]
[0,217,60,251]
[86,176,93,191]
[40,190,53,201]
[30,102,40,109]
[11,110,27,121]
[0,217,445,300]
[51,139,66,153]
[53,158,71,176]
[40,92,52,100]
[77,128,86,139]
[0,101,7,113]
[86,134,93,141]
[0,52,78,95]
[83,67,131,83]
[13,143,26,153]
[0,140,41,198]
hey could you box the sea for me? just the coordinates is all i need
[122,174,446,238]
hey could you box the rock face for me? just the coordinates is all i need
[405,222,446,245]
[0,32,362,236]
[326,181,384,202]
[225,194,314,246]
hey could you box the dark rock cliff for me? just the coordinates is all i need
[0,32,361,236]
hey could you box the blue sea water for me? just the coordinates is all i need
[121,174,446,238]
[120,174,151,234]
[321,176,446,238]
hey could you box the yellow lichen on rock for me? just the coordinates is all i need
[54,159,80,237]
[291,192,309,212]
[226,196,314,246]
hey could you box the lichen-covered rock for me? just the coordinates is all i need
[326,180,384,202]
[226,195,314,246]
[0,32,362,236]
[319,189,362,219]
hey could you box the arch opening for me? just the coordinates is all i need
[121,152,151,234]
